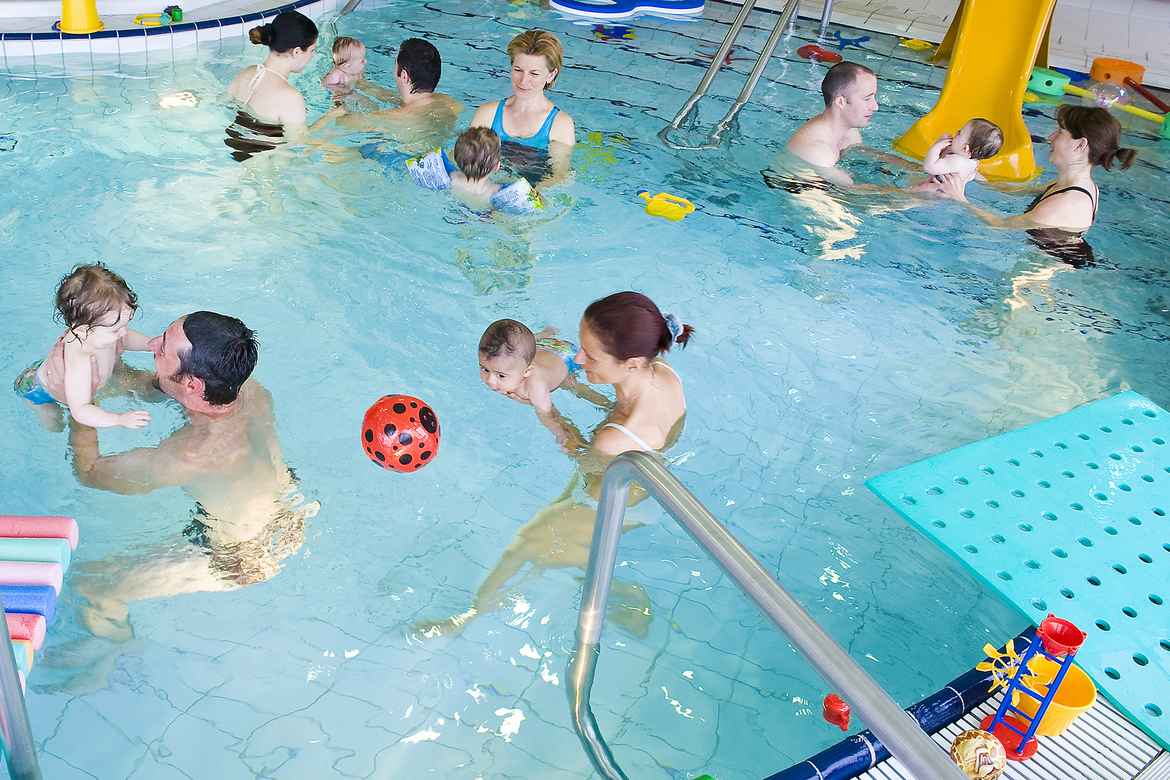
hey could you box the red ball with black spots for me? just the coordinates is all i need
[360,394,440,472]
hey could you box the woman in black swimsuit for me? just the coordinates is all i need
[937,106,1136,240]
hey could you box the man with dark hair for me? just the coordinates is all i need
[69,311,316,641]
[335,37,461,143]
[786,61,880,184]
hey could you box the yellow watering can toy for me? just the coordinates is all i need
[638,191,694,221]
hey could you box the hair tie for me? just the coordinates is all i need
[664,312,682,342]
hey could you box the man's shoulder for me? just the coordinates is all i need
[787,123,840,167]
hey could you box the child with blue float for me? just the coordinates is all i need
[14,264,155,431]
[478,319,609,446]
[407,127,544,214]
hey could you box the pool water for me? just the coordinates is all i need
[2,1,1169,777]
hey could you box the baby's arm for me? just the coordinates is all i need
[924,140,978,178]
[528,379,572,444]
[63,342,150,429]
[120,330,154,351]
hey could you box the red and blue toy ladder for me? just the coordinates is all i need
[981,614,1087,760]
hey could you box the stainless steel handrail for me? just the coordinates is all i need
[659,0,800,150]
[567,452,966,780]
[0,597,42,780]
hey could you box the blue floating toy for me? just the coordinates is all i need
[830,30,870,49]
[0,133,16,152]
[550,0,703,21]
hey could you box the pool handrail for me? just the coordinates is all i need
[0,596,43,780]
[566,451,967,780]
[658,0,800,150]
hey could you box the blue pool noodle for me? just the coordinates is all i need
[0,584,57,623]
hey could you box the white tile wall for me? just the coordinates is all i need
[782,0,1170,86]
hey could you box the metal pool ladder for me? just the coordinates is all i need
[659,0,802,150]
[566,451,967,780]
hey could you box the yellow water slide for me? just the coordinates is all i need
[894,0,1058,181]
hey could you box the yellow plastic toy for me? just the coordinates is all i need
[1011,656,1096,736]
[638,191,694,221]
[894,0,1058,181]
[899,38,934,52]
[133,13,163,25]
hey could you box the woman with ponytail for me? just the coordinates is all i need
[415,292,692,639]
[225,11,318,157]
[938,106,1136,237]
[574,291,691,455]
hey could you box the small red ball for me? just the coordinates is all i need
[360,394,440,472]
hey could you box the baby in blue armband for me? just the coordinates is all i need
[407,127,543,214]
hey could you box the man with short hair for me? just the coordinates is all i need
[336,37,462,144]
[70,311,316,640]
[786,61,880,184]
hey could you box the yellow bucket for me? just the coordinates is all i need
[1012,657,1096,736]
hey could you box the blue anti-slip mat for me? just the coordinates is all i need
[867,391,1169,750]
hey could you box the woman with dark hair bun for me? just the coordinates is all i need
[225,11,318,158]
[575,291,691,455]
[415,292,692,639]
[938,105,1136,237]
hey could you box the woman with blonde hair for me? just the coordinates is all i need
[470,29,576,183]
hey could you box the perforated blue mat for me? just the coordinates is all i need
[868,391,1170,750]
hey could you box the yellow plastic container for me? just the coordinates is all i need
[58,0,104,34]
[1012,657,1096,736]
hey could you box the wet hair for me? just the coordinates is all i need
[332,36,364,64]
[397,38,441,93]
[821,61,875,107]
[479,319,536,364]
[506,29,564,88]
[1056,105,1136,171]
[248,11,317,54]
[454,127,501,180]
[54,263,137,337]
[583,292,694,362]
[175,311,258,406]
[964,118,1004,160]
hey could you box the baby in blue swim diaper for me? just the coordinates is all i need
[478,319,607,446]
[408,127,543,214]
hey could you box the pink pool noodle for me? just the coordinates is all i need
[0,562,63,594]
[0,516,78,549]
[7,613,46,650]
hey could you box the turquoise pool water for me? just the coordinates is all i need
[2,1,1169,777]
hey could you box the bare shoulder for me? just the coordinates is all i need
[787,119,838,167]
[470,101,498,127]
[592,425,631,456]
[551,109,575,145]
[437,92,463,114]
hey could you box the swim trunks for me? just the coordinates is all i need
[13,362,56,405]
[536,336,582,374]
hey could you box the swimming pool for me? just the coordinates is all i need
[2,1,1169,776]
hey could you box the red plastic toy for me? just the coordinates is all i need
[823,693,851,731]
[360,394,440,472]
[798,44,843,64]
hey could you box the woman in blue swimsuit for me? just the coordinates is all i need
[470,29,576,185]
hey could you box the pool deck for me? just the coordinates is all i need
[742,0,1170,88]
[859,692,1167,779]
